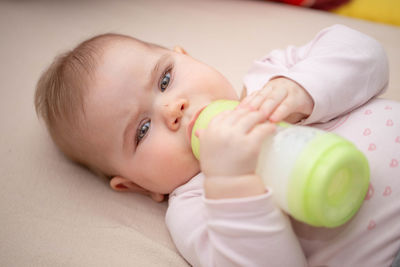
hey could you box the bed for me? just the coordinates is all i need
[1,0,399,265]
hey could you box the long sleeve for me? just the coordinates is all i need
[166,174,307,267]
[243,24,389,124]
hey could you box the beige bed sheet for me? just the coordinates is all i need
[0,0,399,266]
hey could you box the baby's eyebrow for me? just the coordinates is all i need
[147,53,171,88]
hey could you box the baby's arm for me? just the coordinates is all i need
[243,24,389,124]
[167,182,307,267]
[185,106,308,266]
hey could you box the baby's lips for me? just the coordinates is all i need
[187,105,207,142]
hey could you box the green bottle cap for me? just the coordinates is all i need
[287,133,370,227]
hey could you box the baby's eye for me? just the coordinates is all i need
[136,120,151,145]
[160,71,171,92]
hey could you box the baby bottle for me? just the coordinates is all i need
[191,100,370,228]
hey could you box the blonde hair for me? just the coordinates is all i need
[35,33,139,178]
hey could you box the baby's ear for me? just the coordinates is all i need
[173,45,188,55]
[109,176,165,202]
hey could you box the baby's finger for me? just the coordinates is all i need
[223,107,252,126]
[259,87,288,118]
[195,128,205,138]
[249,122,276,144]
[208,110,231,125]
[241,88,270,111]
[235,110,267,134]
[239,90,258,107]
[269,101,292,122]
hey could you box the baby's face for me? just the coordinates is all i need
[83,39,238,196]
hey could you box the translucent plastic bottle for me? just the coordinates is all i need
[191,100,370,227]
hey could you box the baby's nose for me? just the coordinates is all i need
[163,99,188,131]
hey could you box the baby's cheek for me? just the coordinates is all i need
[149,136,185,168]
[149,135,178,159]
[164,140,198,177]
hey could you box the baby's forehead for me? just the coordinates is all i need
[102,35,165,54]
[96,37,167,73]
[88,34,171,92]
[88,35,166,94]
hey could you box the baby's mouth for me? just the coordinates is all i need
[187,105,207,143]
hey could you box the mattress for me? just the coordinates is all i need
[0,0,399,265]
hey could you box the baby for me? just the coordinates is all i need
[35,25,400,266]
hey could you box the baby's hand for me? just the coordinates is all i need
[196,107,275,178]
[240,77,314,123]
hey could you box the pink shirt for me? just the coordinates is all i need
[166,25,400,266]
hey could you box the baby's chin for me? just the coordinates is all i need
[182,161,201,181]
